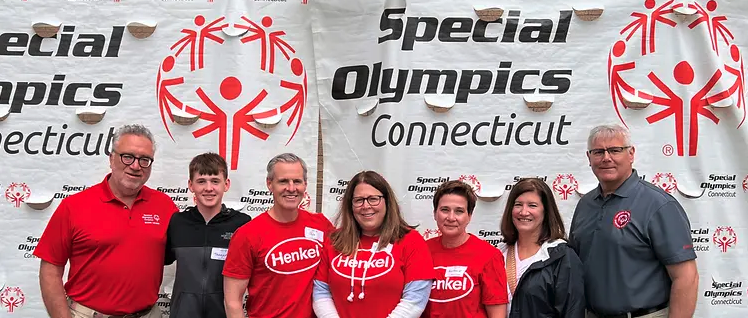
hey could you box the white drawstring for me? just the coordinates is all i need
[347,241,379,302]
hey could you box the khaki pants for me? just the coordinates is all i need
[69,300,162,318]
[586,307,669,318]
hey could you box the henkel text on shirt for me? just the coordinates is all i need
[264,237,323,275]
[331,250,395,280]
[429,266,475,303]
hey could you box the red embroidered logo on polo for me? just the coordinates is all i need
[331,246,395,281]
[613,210,632,229]
[265,237,323,275]
[429,266,475,303]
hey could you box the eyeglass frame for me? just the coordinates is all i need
[352,195,385,207]
[587,146,632,158]
[114,151,154,168]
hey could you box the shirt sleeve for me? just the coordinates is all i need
[222,225,254,279]
[552,247,586,318]
[480,251,509,305]
[647,201,697,265]
[401,231,436,283]
[33,200,73,266]
[164,218,176,266]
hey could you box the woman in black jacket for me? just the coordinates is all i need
[497,178,585,318]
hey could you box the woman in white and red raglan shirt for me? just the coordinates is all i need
[313,170,436,318]
[422,180,509,318]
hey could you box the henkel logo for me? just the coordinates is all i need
[552,174,578,200]
[264,237,322,275]
[458,175,482,195]
[651,172,678,194]
[609,0,746,157]
[422,229,442,240]
[429,266,475,303]
[0,286,25,313]
[331,249,395,281]
[5,183,31,208]
[713,226,737,253]
[299,191,311,210]
[157,15,308,170]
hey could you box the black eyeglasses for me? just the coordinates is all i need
[116,152,154,168]
[352,195,384,207]
[587,146,631,158]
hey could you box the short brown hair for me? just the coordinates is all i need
[189,153,228,180]
[432,180,477,215]
[500,178,566,245]
[331,171,416,256]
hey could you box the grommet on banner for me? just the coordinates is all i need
[621,90,652,110]
[222,24,249,37]
[25,195,54,210]
[424,94,455,113]
[572,6,604,21]
[476,191,503,202]
[677,186,705,199]
[473,6,504,22]
[127,22,157,39]
[173,109,200,126]
[75,107,107,125]
[672,3,697,22]
[385,0,407,9]
[224,201,247,212]
[356,100,379,116]
[32,22,61,38]
[0,106,10,122]
[523,94,554,112]
[255,113,283,129]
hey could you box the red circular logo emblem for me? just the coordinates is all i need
[613,210,632,229]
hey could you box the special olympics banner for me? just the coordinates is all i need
[0,0,318,316]
[312,0,748,316]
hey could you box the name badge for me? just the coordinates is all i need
[445,266,468,277]
[305,227,324,242]
[211,247,228,261]
[371,242,393,253]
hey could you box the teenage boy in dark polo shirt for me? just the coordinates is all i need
[165,152,251,318]
[569,125,698,318]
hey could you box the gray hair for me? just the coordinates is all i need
[112,124,156,153]
[266,153,308,181]
[587,124,632,149]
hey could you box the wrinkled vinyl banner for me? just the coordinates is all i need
[0,0,318,317]
[0,0,746,317]
[312,0,747,317]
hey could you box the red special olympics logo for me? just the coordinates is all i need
[299,191,312,211]
[552,174,578,200]
[713,226,737,253]
[0,286,25,313]
[609,0,746,157]
[458,175,482,195]
[651,172,678,194]
[265,237,322,275]
[422,229,442,240]
[613,210,631,229]
[157,15,308,170]
[742,175,747,193]
[4,183,31,208]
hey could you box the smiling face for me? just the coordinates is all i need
[267,161,307,213]
[352,183,387,236]
[434,194,471,239]
[108,134,154,197]
[587,135,635,189]
[189,173,230,210]
[512,191,545,239]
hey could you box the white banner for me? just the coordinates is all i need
[313,0,748,316]
[0,0,319,316]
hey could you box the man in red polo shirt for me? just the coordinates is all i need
[223,153,334,318]
[34,124,178,318]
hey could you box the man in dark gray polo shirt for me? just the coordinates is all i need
[569,124,698,318]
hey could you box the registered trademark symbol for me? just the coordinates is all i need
[662,144,674,156]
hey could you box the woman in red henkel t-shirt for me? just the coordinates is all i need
[422,180,509,318]
[312,170,436,318]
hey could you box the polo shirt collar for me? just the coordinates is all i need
[594,169,639,199]
[99,173,151,203]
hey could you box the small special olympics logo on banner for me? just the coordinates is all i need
[4,183,31,208]
[742,175,747,193]
[551,174,578,200]
[157,15,308,170]
[299,191,311,211]
[458,175,482,195]
[713,226,737,253]
[422,229,441,240]
[609,0,746,157]
[0,286,25,313]
[651,172,677,194]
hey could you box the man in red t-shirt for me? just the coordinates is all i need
[34,124,178,318]
[223,153,334,318]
